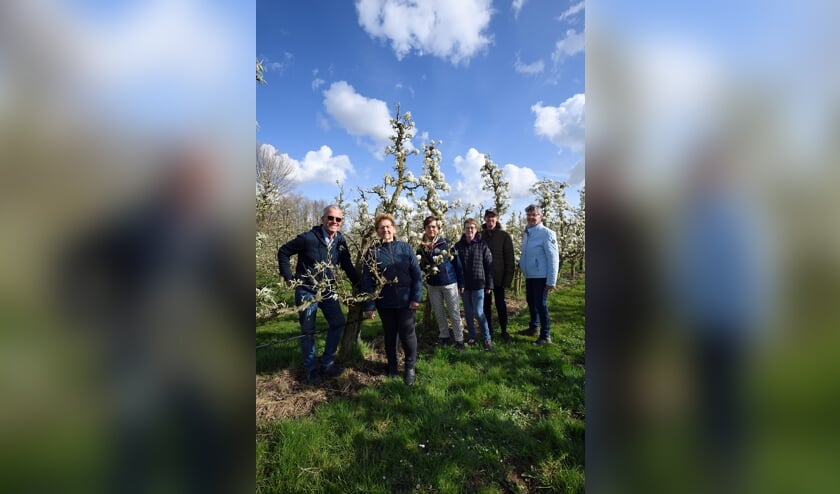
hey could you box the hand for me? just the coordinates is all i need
[365,311,376,320]
[545,285,555,292]
[486,289,492,295]
[459,288,464,295]
[408,301,420,310]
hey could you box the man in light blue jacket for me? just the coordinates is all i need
[518,204,559,344]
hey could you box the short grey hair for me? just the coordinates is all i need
[322,204,342,217]
[524,204,542,215]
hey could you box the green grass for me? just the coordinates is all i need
[256,274,584,493]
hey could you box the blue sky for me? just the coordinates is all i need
[257,0,585,219]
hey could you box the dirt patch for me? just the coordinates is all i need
[505,468,529,493]
[256,344,393,424]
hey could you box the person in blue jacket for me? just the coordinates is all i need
[278,205,360,385]
[417,215,465,350]
[361,213,423,386]
[519,204,559,345]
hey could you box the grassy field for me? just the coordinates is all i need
[256,274,584,493]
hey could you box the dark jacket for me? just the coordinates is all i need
[277,226,360,291]
[454,234,493,291]
[481,223,515,289]
[361,240,423,311]
[416,236,464,288]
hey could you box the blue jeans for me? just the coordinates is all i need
[296,288,345,373]
[525,278,550,339]
[462,289,491,342]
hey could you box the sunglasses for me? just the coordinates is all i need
[325,215,343,223]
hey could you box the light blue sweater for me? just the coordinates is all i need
[519,223,560,285]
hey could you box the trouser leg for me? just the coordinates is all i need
[396,308,418,370]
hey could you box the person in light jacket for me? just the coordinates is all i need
[361,213,423,386]
[519,204,559,345]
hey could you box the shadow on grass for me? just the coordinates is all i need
[311,367,584,493]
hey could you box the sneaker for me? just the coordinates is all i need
[404,368,416,386]
[501,332,512,343]
[306,370,322,386]
[534,337,552,345]
[517,328,537,336]
[321,365,345,379]
[438,337,451,346]
[483,340,493,351]
[454,341,465,351]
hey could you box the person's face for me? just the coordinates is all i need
[484,214,498,230]
[464,222,478,240]
[376,220,396,241]
[424,221,439,239]
[526,210,541,227]
[321,207,344,235]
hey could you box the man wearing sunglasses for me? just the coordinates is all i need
[278,205,360,385]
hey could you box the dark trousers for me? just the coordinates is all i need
[694,330,747,474]
[483,285,509,334]
[525,278,551,339]
[378,307,418,373]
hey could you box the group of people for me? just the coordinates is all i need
[277,204,559,387]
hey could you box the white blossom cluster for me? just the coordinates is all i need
[418,245,456,279]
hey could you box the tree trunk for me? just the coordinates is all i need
[340,235,376,361]
[339,302,365,361]
[514,268,521,296]
[422,296,435,334]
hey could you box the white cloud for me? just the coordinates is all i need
[557,2,584,23]
[322,81,392,157]
[297,146,354,183]
[552,29,585,63]
[395,82,415,97]
[567,158,585,186]
[261,143,354,185]
[316,112,330,131]
[503,163,539,198]
[312,78,325,90]
[514,53,544,75]
[512,0,527,19]
[450,148,539,203]
[265,52,294,73]
[355,0,494,65]
[531,93,585,153]
[451,148,492,204]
